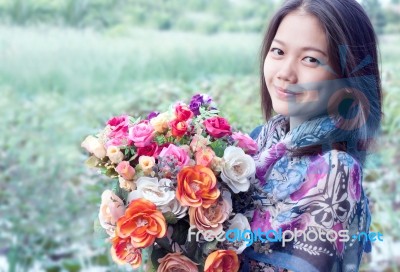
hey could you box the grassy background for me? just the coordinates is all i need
[0,10,400,272]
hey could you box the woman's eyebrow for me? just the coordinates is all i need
[272,38,328,57]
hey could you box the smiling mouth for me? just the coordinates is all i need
[275,86,301,98]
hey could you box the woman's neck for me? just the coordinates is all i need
[289,116,306,132]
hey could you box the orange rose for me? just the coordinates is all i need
[116,198,167,248]
[176,165,220,208]
[157,252,198,272]
[204,250,239,272]
[111,235,142,268]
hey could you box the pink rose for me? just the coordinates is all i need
[105,115,131,148]
[189,191,232,238]
[107,115,130,135]
[116,161,135,181]
[203,117,232,138]
[195,147,215,168]
[129,120,154,147]
[231,132,258,155]
[157,252,198,272]
[158,144,190,168]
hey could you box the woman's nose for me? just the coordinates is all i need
[276,58,297,83]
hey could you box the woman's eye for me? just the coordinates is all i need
[303,56,321,65]
[270,48,284,56]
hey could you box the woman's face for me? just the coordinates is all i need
[264,11,338,121]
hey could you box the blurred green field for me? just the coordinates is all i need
[0,26,399,272]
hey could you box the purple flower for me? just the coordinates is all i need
[189,94,215,115]
[147,111,160,120]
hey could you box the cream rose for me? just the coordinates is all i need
[221,146,255,193]
[210,156,224,173]
[226,213,251,254]
[106,146,124,164]
[150,112,171,133]
[127,177,175,207]
[190,134,210,153]
[99,190,125,236]
[81,135,106,159]
[119,176,136,191]
[138,156,156,174]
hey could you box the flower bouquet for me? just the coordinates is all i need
[81,94,258,271]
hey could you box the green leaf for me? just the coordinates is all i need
[150,247,169,270]
[104,167,118,178]
[155,135,166,145]
[163,211,178,224]
[208,109,220,114]
[155,237,172,252]
[202,239,218,255]
[111,179,129,204]
[210,139,228,158]
[85,156,99,168]
[184,235,203,263]
[178,135,190,145]
[171,220,189,245]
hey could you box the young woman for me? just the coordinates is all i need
[236,0,382,271]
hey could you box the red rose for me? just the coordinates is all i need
[175,104,193,122]
[170,120,188,137]
[137,142,159,157]
[203,117,232,138]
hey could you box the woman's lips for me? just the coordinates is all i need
[275,86,301,99]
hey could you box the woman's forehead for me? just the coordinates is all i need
[274,11,328,53]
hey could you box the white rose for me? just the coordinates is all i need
[106,146,124,164]
[226,213,251,254]
[127,177,175,207]
[221,146,256,193]
[159,198,188,219]
[81,135,106,159]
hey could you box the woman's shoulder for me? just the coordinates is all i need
[319,149,362,170]
[249,125,263,140]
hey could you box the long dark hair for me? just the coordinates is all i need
[259,0,383,166]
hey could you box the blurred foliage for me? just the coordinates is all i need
[0,9,399,272]
[0,0,279,33]
[0,0,398,35]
